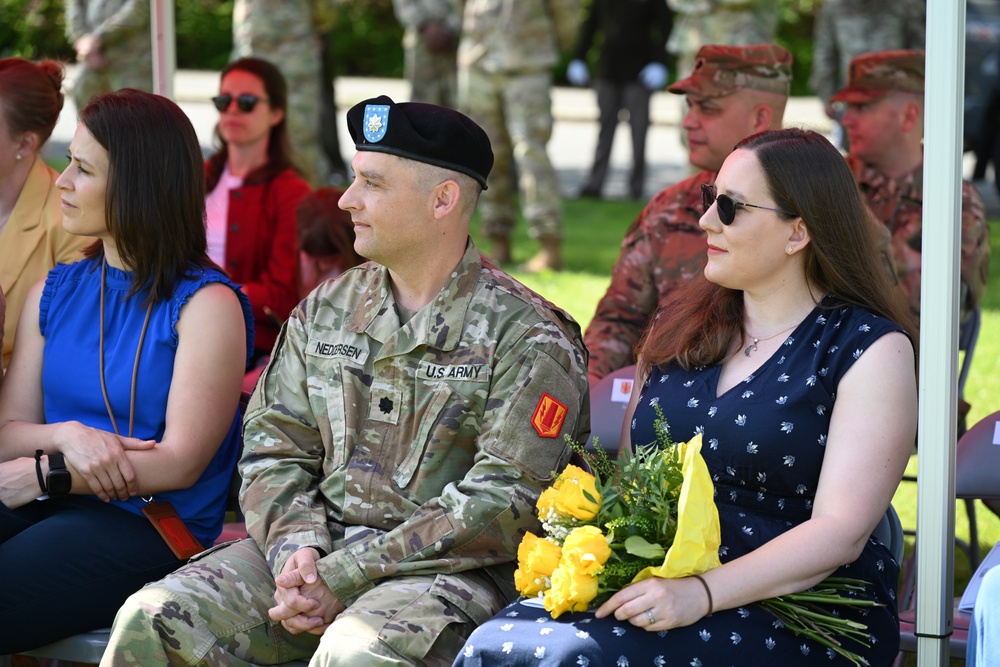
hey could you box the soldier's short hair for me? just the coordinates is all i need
[830,50,924,104]
[667,44,793,99]
[347,95,493,189]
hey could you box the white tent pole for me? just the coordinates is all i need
[150,0,175,98]
[916,0,964,665]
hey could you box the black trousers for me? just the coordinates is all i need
[581,79,652,199]
[0,495,182,654]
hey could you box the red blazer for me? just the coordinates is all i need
[217,166,311,353]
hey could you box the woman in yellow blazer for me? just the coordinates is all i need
[0,59,88,367]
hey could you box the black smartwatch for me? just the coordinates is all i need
[45,453,72,496]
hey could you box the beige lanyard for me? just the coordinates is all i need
[98,259,153,438]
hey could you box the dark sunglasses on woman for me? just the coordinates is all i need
[700,183,797,225]
[211,93,267,113]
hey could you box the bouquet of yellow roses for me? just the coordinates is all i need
[514,406,882,666]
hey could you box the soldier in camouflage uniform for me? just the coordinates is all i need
[232,0,330,186]
[102,96,590,667]
[666,0,779,99]
[833,50,990,326]
[64,0,153,110]
[584,44,792,381]
[810,0,925,148]
[392,0,462,107]
[458,0,582,272]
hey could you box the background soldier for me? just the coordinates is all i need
[64,0,153,109]
[810,0,925,149]
[584,44,791,381]
[232,0,331,186]
[458,0,581,272]
[103,95,590,667]
[392,0,462,107]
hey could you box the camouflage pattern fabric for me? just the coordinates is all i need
[810,0,926,106]
[232,0,328,186]
[667,43,793,98]
[102,539,507,666]
[665,0,779,87]
[848,155,991,324]
[103,241,590,665]
[829,49,925,105]
[457,0,581,240]
[393,0,462,107]
[584,170,715,380]
[65,0,153,109]
[459,68,561,239]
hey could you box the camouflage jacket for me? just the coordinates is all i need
[459,0,582,73]
[393,0,463,33]
[584,170,714,380]
[240,241,590,606]
[848,155,991,322]
[65,0,150,49]
[809,0,926,104]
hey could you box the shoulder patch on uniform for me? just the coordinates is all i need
[531,392,568,439]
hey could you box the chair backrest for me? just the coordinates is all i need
[956,409,1000,500]
[873,503,905,563]
[586,365,638,457]
[958,305,982,400]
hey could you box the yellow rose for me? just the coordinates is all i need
[553,464,601,521]
[513,532,563,596]
[536,486,559,519]
[543,563,599,618]
[561,525,611,576]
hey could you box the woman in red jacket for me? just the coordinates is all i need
[205,57,311,362]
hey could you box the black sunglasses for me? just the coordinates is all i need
[212,93,267,113]
[701,183,797,226]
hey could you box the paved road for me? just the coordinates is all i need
[44,68,998,211]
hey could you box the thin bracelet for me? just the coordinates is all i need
[691,574,713,617]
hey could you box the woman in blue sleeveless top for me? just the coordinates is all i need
[455,129,919,666]
[0,89,254,653]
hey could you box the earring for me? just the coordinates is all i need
[15,153,22,161]
[786,245,794,254]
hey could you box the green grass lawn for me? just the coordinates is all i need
[473,198,1000,599]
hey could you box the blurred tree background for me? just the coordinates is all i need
[0,0,821,95]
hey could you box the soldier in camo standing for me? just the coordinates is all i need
[584,44,791,382]
[666,0,779,103]
[64,0,152,110]
[392,0,462,107]
[810,0,925,149]
[458,0,581,272]
[232,0,331,186]
[102,95,590,667]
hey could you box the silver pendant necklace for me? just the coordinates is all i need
[743,323,798,357]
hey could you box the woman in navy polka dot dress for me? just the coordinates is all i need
[454,129,918,667]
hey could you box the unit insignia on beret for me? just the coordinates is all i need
[363,105,389,143]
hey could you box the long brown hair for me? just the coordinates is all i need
[205,57,298,189]
[639,128,917,376]
[80,89,210,308]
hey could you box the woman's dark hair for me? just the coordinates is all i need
[205,57,298,188]
[0,58,65,146]
[297,186,362,268]
[80,89,209,308]
[639,128,917,375]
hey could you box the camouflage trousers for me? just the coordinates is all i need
[403,30,458,108]
[71,55,153,111]
[458,67,562,241]
[101,538,508,667]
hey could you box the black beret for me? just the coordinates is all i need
[346,95,494,189]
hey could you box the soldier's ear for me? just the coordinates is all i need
[431,179,461,220]
[750,104,772,133]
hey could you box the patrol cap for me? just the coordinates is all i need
[830,50,924,104]
[668,44,793,98]
[346,95,493,189]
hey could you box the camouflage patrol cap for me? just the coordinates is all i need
[830,50,924,104]
[667,44,793,98]
[347,95,493,189]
